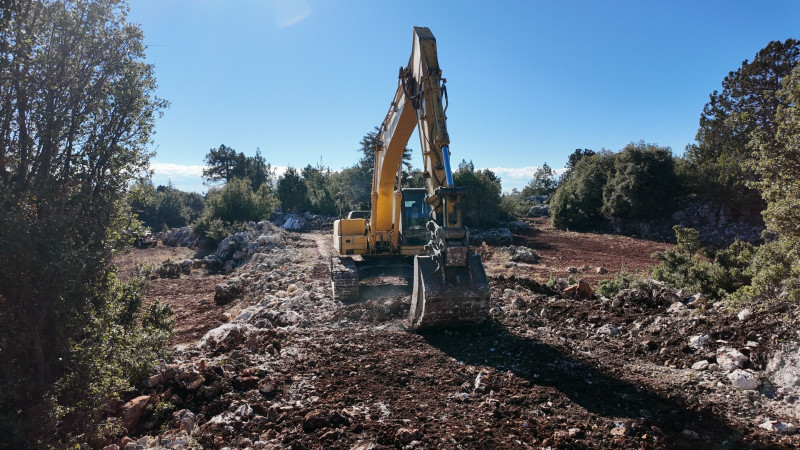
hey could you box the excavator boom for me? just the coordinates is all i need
[332,27,491,330]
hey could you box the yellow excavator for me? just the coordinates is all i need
[331,27,491,330]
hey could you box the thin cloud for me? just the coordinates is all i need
[274,0,312,28]
[486,166,567,180]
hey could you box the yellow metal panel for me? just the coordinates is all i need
[338,218,367,236]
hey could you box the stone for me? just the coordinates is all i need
[737,307,753,321]
[681,429,700,440]
[727,369,761,390]
[596,267,608,274]
[691,360,710,371]
[121,395,150,432]
[759,420,796,434]
[717,347,749,371]
[766,342,800,389]
[506,245,541,264]
[563,280,594,300]
[610,426,629,436]
[302,410,329,432]
[470,228,513,246]
[597,324,620,336]
[614,289,649,306]
[198,323,257,353]
[214,277,245,305]
[567,266,578,274]
[688,335,709,350]
[175,409,196,434]
[395,428,419,444]
[667,302,686,314]
[685,294,706,308]
[146,373,164,388]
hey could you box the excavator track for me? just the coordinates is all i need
[330,256,359,302]
[407,254,491,330]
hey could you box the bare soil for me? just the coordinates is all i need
[115,221,800,449]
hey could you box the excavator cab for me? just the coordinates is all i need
[400,188,429,246]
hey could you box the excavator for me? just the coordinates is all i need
[331,27,491,330]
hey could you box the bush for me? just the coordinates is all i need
[500,190,531,217]
[193,178,276,245]
[550,151,613,230]
[277,167,308,212]
[596,269,658,298]
[453,160,506,228]
[649,226,754,300]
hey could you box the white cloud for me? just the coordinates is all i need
[273,0,312,28]
[150,162,205,179]
[485,165,567,180]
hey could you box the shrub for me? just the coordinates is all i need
[550,151,613,230]
[453,160,506,228]
[596,269,657,298]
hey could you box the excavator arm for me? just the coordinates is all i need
[374,27,491,329]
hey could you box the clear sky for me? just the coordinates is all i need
[127,0,800,193]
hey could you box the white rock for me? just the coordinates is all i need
[691,360,710,371]
[737,307,753,321]
[686,294,706,308]
[727,369,761,390]
[716,347,749,371]
[766,342,800,389]
[667,302,686,314]
[597,324,620,336]
[688,335,709,350]
[759,420,796,434]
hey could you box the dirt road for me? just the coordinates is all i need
[119,224,799,449]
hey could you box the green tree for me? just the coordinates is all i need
[683,39,800,201]
[453,160,504,228]
[203,177,277,224]
[301,164,337,216]
[0,0,170,445]
[550,152,614,230]
[277,167,308,212]
[203,145,275,191]
[601,141,679,220]
[561,148,596,181]
[521,162,557,198]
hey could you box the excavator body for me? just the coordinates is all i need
[331,27,491,330]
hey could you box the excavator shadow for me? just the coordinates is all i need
[421,321,750,448]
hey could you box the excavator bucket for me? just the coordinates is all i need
[407,253,491,330]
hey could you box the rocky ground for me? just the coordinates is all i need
[107,219,800,449]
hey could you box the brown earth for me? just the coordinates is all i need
[113,221,800,449]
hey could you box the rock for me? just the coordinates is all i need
[652,287,681,305]
[766,342,800,389]
[282,215,304,230]
[737,307,753,321]
[708,363,719,372]
[681,429,700,440]
[198,323,257,353]
[563,280,594,300]
[686,293,706,308]
[759,420,796,434]
[223,260,236,274]
[395,428,420,444]
[146,373,164,388]
[727,369,761,390]
[506,245,541,264]
[567,266,578,274]
[610,426,629,436]
[527,205,549,217]
[597,324,620,336]
[159,226,198,247]
[179,259,192,275]
[103,444,119,450]
[568,427,584,438]
[121,395,150,432]
[717,347,749,371]
[470,228,513,246]
[596,267,608,274]
[667,302,687,314]
[688,335,709,350]
[614,289,649,306]
[214,277,245,305]
[450,392,470,401]
[507,220,531,233]
[691,360,710,371]
[175,409,196,434]
[302,410,330,432]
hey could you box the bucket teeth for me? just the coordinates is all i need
[407,254,491,330]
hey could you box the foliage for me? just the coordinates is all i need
[199,178,277,228]
[520,162,558,198]
[500,189,531,217]
[277,167,308,212]
[682,39,800,202]
[596,269,657,298]
[301,164,337,216]
[550,143,680,230]
[649,226,755,300]
[129,180,205,231]
[0,0,170,445]
[549,151,613,230]
[729,238,800,305]
[203,145,275,191]
[601,142,680,220]
[453,160,505,228]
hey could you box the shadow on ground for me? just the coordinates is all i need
[422,322,756,449]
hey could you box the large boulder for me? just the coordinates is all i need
[766,342,800,390]
[197,323,257,353]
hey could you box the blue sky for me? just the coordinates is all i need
[128,0,800,193]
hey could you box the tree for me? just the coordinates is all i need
[521,162,557,198]
[601,142,679,220]
[302,164,337,216]
[550,152,613,230]
[453,160,505,228]
[277,167,308,212]
[561,148,596,181]
[683,39,800,201]
[0,0,170,444]
[203,145,275,191]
